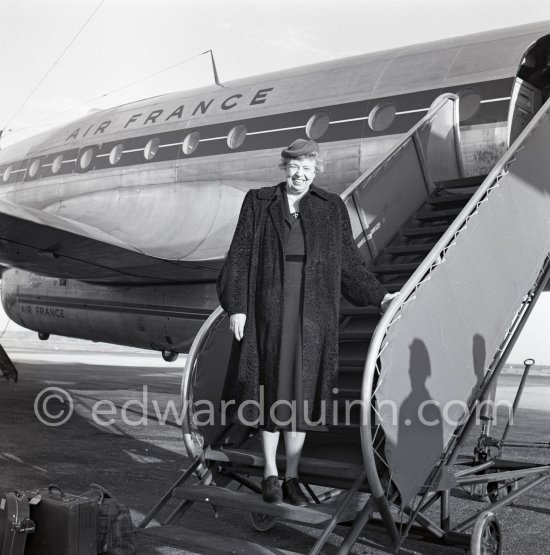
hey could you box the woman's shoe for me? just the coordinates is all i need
[261,475,282,503]
[282,478,309,506]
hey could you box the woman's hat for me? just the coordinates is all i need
[281,138,319,158]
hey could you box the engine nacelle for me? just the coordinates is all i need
[1,268,218,353]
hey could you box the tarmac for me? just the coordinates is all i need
[0,349,549,554]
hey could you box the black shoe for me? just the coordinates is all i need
[261,475,282,503]
[282,478,309,506]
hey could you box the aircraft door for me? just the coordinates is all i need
[509,78,542,144]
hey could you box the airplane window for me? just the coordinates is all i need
[28,158,41,178]
[182,131,200,155]
[144,138,160,161]
[110,144,124,165]
[458,89,482,122]
[368,102,396,132]
[52,154,63,174]
[2,165,12,182]
[306,111,330,139]
[227,124,247,149]
[79,147,95,170]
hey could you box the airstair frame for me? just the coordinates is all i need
[360,92,550,550]
[136,93,550,554]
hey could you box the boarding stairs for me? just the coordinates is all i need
[137,93,550,554]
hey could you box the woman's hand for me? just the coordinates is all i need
[229,313,247,341]
[381,292,400,314]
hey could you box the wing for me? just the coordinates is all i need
[0,200,222,283]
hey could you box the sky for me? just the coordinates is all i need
[0,0,549,363]
[2,0,550,143]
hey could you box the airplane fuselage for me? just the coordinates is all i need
[0,21,549,353]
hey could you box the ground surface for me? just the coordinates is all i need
[0,351,549,554]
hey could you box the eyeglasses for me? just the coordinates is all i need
[287,163,316,175]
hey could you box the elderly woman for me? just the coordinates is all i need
[217,138,397,506]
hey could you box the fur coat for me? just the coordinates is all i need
[217,182,387,431]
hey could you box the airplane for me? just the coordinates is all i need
[0,19,549,363]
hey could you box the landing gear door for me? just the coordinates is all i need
[509,78,542,145]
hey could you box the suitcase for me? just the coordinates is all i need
[0,491,35,555]
[24,485,97,555]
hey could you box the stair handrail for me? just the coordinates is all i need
[180,305,225,460]
[341,92,464,205]
[360,94,550,499]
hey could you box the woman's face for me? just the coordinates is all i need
[285,158,316,194]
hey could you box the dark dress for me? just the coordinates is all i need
[270,191,326,432]
[217,183,388,432]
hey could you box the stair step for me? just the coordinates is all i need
[371,263,419,274]
[339,330,374,341]
[338,363,365,373]
[327,423,361,435]
[137,524,301,555]
[339,306,380,317]
[383,282,406,292]
[414,208,462,221]
[172,484,339,525]
[204,447,363,481]
[401,225,448,238]
[427,193,474,206]
[336,377,365,391]
[335,387,361,400]
[337,356,365,371]
[434,174,486,190]
[338,342,369,362]
[384,244,434,255]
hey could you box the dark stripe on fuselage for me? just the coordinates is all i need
[16,294,213,319]
[0,78,513,184]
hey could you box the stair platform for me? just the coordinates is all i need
[371,263,419,274]
[384,244,434,255]
[138,524,303,555]
[172,484,341,525]
[338,330,374,340]
[382,282,406,292]
[434,174,486,189]
[339,306,380,316]
[400,225,448,237]
[204,446,365,482]
[427,192,474,205]
[414,208,462,220]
